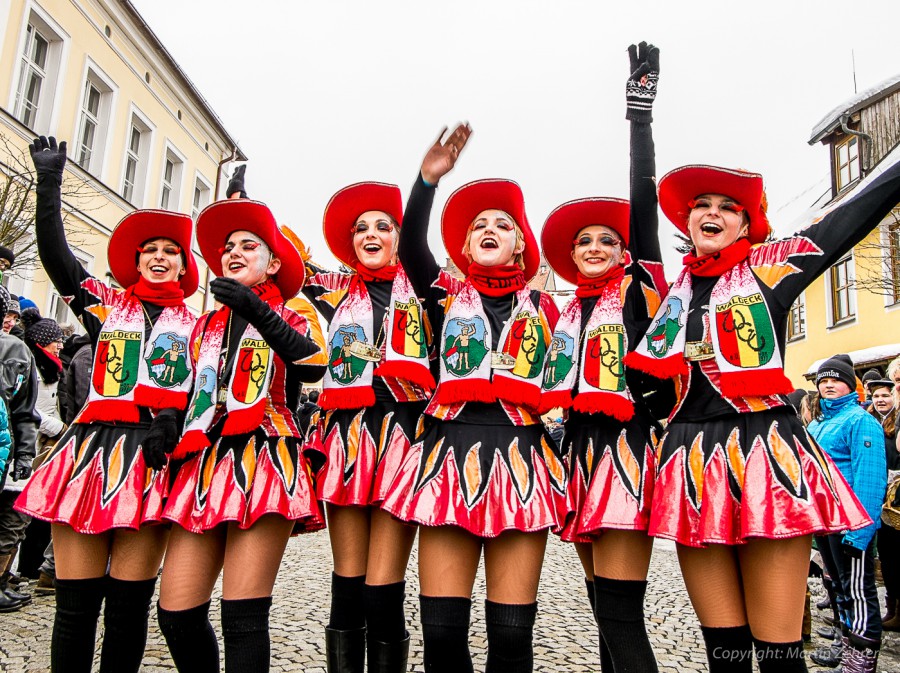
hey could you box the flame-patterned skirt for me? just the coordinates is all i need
[649,407,871,547]
[15,421,168,534]
[307,400,426,508]
[382,415,567,537]
[559,409,660,543]
[162,425,324,534]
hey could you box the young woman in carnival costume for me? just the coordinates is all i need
[625,150,900,670]
[540,43,670,673]
[383,125,565,673]
[157,192,324,673]
[300,181,435,672]
[18,136,199,673]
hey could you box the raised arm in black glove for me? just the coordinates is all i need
[142,408,180,471]
[625,42,660,123]
[210,277,320,364]
[29,136,67,184]
[226,164,248,199]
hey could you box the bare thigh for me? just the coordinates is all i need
[159,524,226,611]
[677,543,747,627]
[484,530,548,604]
[738,536,811,641]
[366,508,417,585]
[51,524,111,579]
[593,530,653,581]
[222,515,294,599]
[419,526,482,598]
[327,504,370,577]
[574,542,594,580]
[109,525,170,580]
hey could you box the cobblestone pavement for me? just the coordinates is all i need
[2,535,899,671]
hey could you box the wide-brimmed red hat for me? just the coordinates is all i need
[541,198,630,285]
[658,164,771,244]
[323,182,403,269]
[196,199,304,299]
[441,179,539,280]
[108,209,199,295]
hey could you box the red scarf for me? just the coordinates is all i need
[468,263,526,297]
[575,265,626,298]
[683,238,751,277]
[123,276,185,307]
[355,263,398,283]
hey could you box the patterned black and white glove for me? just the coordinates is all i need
[626,42,660,123]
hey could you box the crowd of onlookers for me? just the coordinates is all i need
[0,245,94,613]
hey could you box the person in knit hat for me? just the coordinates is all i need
[0,247,15,274]
[808,354,887,667]
[21,308,66,441]
[3,295,20,336]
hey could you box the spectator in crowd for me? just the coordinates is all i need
[0,286,40,613]
[296,389,320,439]
[3,295,20,336]
[56,331,92,426]
[876,358,900,632]
[862,369,882,409]
[809,354,887,669]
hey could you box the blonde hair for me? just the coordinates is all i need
[462,210,526,271]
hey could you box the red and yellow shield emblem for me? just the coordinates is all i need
[583,324,626,392]
[233,338,271,404]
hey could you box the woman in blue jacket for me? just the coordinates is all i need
[808,354,886,671]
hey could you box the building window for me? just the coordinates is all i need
[835,137,860,192]
[73,67,114,175]
[14,23,48,128]
[787,295,806,341]
[159,146,184,210]
[191,176,211,220]
[12,10,66,134]
[121,111,152,205]
[829,255,854,324]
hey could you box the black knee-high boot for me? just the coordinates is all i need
[221,596,273,673]
[98,577,157,673]
[593,576,658,673]
[584,579,615,672]
[420,595,474,673]
[752,638,808,672]
[327,574,366,672]
[51,577,106,673]
[700,625,753,673]
[158,600,220,673]
[484,600,538,673]
[364,582,409,672]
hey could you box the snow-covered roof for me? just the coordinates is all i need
[809,72,900,145]
[804,343,900,378]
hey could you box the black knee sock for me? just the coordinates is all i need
[364,581,407,643]
[420,595,474,673]
[753,638,808,673]
[594,576,658,673]
[158,600,220,673]
[329,573,366,630]
[221,596,273,673]
[98,577,157,673]
[51,577,106,673]
[700,625,753,673]
[484,600,538,673]
[584,579,615,672]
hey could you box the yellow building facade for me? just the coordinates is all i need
[0,0,244,323]
[784,75,900,386]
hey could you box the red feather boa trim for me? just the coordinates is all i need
[433,379,495,406]
[718,370,794,399]
[538,390,574,415]
[572,392,635,422]
[624,351,689,379]
[373,360,436,392]
[320,386,376,411]
[171,429,211,459]
[76,400,140,424]
[492,376,541,412]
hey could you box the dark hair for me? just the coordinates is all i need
[299,393,309,405]
[309,389,320,403]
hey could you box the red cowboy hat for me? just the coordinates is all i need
[441,179,540,280]
[541,198,630,285]
[323,182,403,269]
[196,199,304,299]
[658,164,771,244]
[108,209,199,295]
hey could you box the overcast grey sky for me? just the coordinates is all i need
[131,0,900,278]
